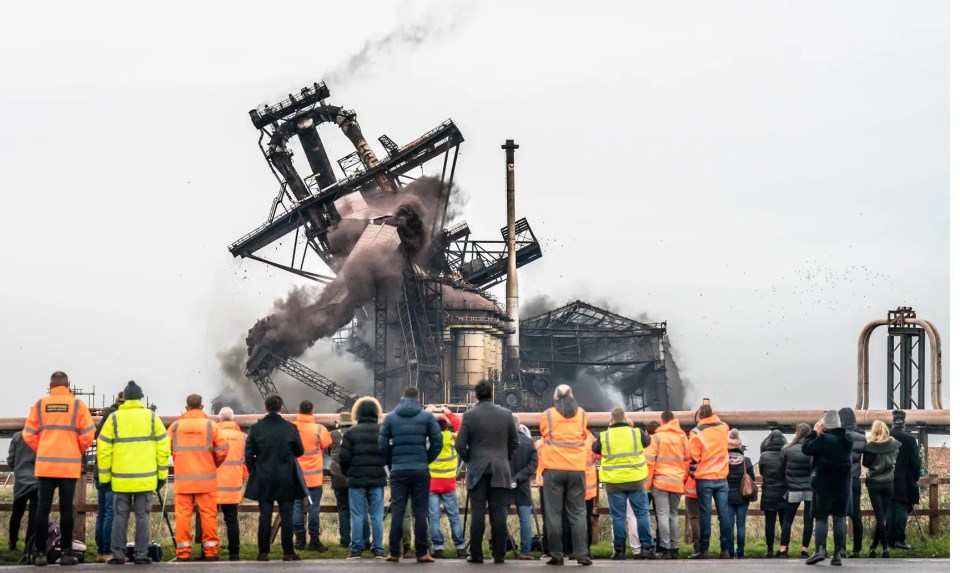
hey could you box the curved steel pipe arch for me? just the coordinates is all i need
[857,317,943,410]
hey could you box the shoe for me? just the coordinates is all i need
[766,549,774,558]
[228,554,240,561]
[801,550,811,559]
[403,543,412,559]
[736,550,744,559]
[868,548,877,558]
[466,556,484,564]
[892,542,912,550]
[805,546,827,565]
[494,557,505,564]
[204,555,220,562]
[431,550,443,559]
[545,556,564,565]
[638,547,657,560]
[283,554,302,561]
[96,554,111,563]
[719,550,733,559]
[776,551,790,559]
[612,548,625,561]
[669,548,679,560]
[308,533,327,552]
[830,551,842,566]
[374,550,386,560]
[34,553,48,566]
[519,554,535,560]
[59,555,79,566]
[417,554,435,563]
[133,558,152,565]
[106,558,125,565]
[848,551,860,559]
[881,549,890,559]
[457,549,468,559]
[687,552,704,559]
[256,553,269,562]
[295,531,306,550]
[347,552,363,560]
[576,557,592,566]
[386,554,401,562]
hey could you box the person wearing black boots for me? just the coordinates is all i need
[862,420,900,558]
[801,411,852,567]
[838,407,866,559]
[758,430,787,558]
[781,424,815,559]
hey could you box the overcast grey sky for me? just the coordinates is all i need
[0,0,948,418]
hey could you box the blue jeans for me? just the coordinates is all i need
[94,479,114,555]
[293,486,322,534]
[697,479,732,554]
[608,489,655,549]
[428,491,465,550]
[517,505,533,554]
[727,503,748,555]
[349,487,384,554]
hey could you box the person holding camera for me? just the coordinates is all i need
[801,410,852,567]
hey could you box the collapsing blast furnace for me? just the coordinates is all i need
[225,81,678,412]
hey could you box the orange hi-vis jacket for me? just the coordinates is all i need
[534,438,544,487]
[584,434,598,501]
[643,432,656,490]
[216,420,247,505]
[688,414,730,481]
[168,409,228,494]
[647,419,690,494]
[539,406,589,472]
[23,386,96,479]
[295,413,333,489]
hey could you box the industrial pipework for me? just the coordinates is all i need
[502,139,521,384]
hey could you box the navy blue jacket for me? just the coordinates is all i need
[378,397,442,472]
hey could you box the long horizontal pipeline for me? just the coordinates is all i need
[0,409,949,437]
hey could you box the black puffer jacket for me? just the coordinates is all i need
[782,442,813,493]
[340,398,388,488]
[726,448,756,506]
[802,427,852,518]
[758,430,787,511]
[838,408,866,489]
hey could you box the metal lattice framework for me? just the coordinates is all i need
[248,350,358,409]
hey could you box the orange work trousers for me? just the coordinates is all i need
[175,492,219,558]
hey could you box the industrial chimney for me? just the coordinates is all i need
[502,139,521,384]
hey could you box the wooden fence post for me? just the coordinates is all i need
[928,474,939,536]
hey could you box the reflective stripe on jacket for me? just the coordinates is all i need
[539,407,589,471]
[168,409,228,494]
[216,420,247,504]
[688,415,730,480]
[23,386,96,479]
[598,425,649,484]
[429,431,458,479]
[295,414,332,489]
[649,419,690,494]
[97,400,170,493]
[584,434,598,500]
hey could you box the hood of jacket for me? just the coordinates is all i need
[865,437,901,455]
[554,395,580,418]
[218,420,240,432]
[394,397,424,418]
[838,408,859,432]
[761,430,786,452]
[353,397,382,423]
[658,419,685,437]
[118,399,147,411]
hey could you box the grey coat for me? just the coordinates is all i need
[7,432,37,500]
[509,432,538,506]
[455,399,518,490]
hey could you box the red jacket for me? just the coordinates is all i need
[430,412,460,494]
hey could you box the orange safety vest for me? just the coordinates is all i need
[688,415,730,480]
[648,419,690,494]
[216,420,247,504]
[168,409,228,494]
[534,439,544,487]
[295,413,333,489]
[23,386,96,479]
[539,406,589,472]
[684,475,698,498]
[584,434,598,500]
[643,437,656,490]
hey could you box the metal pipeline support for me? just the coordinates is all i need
[857,317,944,410]
[296,122,337,189]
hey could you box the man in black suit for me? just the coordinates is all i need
[455,379,519,563]
[888,410,922,550]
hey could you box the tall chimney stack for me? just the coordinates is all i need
[502,139,521,383]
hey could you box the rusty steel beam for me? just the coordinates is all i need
[0,409,949,438]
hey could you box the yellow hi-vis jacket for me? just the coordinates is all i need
[97,400,170,493]
[598,425,649,485]
[429,430,458,479]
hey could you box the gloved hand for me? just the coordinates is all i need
[102,481,112,492]
[157,478,165,491]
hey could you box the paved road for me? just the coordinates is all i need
[1,558,948,571]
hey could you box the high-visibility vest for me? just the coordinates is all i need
[295,414,332,489]
[688,415,730,480]
[649,419,690,494]
[684,475,698,498]
[23,386,96,479]
[598,425,649,484]
[584,434,598,500]
[539,407,589,471]
[97,400,170,493]
[534,439,544,487]
[429,430,458,479]
[168,409,228,494]
[216,420,247,504]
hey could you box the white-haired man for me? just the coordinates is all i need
[539,385,592,566]
[216,407,247,560]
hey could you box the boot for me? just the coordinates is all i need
[670,548,680,560]
[830,550,842,566]
[612,547,625,561]
[403,543,412,559]
[805,545,827,565]
[308,533,327,552]
[294,531,306,551]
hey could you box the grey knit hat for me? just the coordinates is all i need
[822,410,841,430]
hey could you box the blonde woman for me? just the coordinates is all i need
[861,420,900,558]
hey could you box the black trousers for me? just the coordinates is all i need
[868,483,893,550]
[764,508,785,549]
[848,482,863,552]
[35,478,76,553]
[334,487,370,548]
[10,491,38,548]
[468,475,510,560]
[781,500,813,548]
[221,504,240,556]
[258,500,294,555]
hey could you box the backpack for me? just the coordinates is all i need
[740,470,759,503]
[19,521,59,565]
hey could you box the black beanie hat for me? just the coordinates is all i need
[124,380,144,401]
